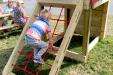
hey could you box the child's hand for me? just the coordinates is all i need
[49,39,53,46]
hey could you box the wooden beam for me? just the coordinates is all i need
[49,1,83,75]
[93,0,109,9]
[100,3,109,39]
[64,8,69,32]
[66,50,85,62]
[0,25,18,31]
[64,8,74,32]
[82,6,92,62]
[38,0,91,9]
[2,1,41,75]
[0,14,11,18]
[88,36,99,52]
[73,33,82,36]
[48,49,85,62]
[7,72,16,75]
[38,0,80,7]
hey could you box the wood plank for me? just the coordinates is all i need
[83,0,90,9]
[7,72,16,75]
[93,0,109,9]
[0,25,18,31]
[38,0,80,7]
[64,8,68,32]
[2,1,41,75]
[88,36,99,52]
[82,7,92,62]
[49,1,83,75]
[0,14,11,18]
[100,3,109,39]
[66,50,85,62]
[38,0,90,9]
[48,49,85,62]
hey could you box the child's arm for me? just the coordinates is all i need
[47,31,53,46]
[19,7,25,18]
[47,27,59,51]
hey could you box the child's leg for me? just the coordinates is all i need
[25,35,48,64]
[34,40,48,59]
[34,41,48,64]
[34,48,40,60]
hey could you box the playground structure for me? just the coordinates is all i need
[3,0,110,75]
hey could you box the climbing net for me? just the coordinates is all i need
[11,6,69,75]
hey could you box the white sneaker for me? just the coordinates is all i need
[33,58,45,64]
[33,60,39,63]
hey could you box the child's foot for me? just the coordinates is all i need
[33,58,45,64]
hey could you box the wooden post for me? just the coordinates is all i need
[64,8,74,32]
[49,1,83,75]
[2,2,41,75]
[82,5,92,62]
[64,8,70,32]
[100,2,109,39]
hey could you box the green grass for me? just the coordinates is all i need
[0,15,113,75]
[0,32,113,75]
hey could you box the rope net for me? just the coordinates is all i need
[12,6,69,75]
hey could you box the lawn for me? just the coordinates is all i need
[0,15,113,75]
[0,28,113,75]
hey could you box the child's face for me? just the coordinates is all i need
[17,2,23,7]
[21,3,25,8]
[8,1,13,7]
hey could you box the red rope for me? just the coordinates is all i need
[36,64,43,75]
[35,15,70,23]
[12,64,35,75]
[13,6,65,75]
[18,51,33,59]
[52,18,70,23]
[52,6,64,37]
[42,6,64,65]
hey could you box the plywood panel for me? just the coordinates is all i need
[75,3,108,37]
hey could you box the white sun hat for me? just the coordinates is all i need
[17,0,24,4]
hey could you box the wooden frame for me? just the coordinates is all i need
[100,2,109,39]
[93,0,109,8]
[0,14,11,18]
[0,14,20,30]
[3,0,110,75]
[88,36,99,52]
[38,0,78,7]
[0,25,18,30]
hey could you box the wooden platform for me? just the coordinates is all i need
[0,25,19,31]
[0,14,11,18]
[38,0,109,9]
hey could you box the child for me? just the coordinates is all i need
[3,0,14,26]
[5,0,14,14]
[12,1,26,25]
[0,7,4,14]
[25,9,53,64]
[0,7,4,27]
